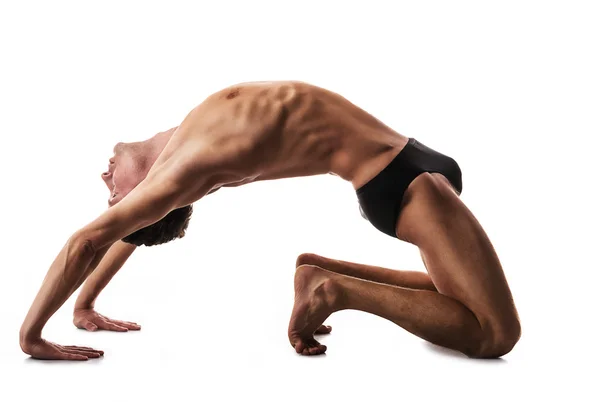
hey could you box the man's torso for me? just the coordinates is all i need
[162,81,409,191]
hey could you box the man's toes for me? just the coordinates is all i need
[302,344,327,355]
[315,325,332,335]
[292,337,327,356]
[293,339,306,354]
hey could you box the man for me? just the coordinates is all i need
[20,81,521,360]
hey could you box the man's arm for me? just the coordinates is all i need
[73,241,141,332]
[19,172,192,360]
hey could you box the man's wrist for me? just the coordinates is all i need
[19,325,41,349]
[74,300,95,311]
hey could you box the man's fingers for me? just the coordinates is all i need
[60,353,88,361]
[65,346,104,355]
[76,312,139,332]
[58,344,103,357]
[63,346,104,357]
[52,346,88,361]
[64,345,97,351]
[65,349,101,358]
[111,320,141,330]
[112,319,139,326]
[97,319,128,332]
[61,347,100,358]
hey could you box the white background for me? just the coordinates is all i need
[1,1,599,400]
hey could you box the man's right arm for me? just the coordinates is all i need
[73,240,141,331]
[19,168,186,359]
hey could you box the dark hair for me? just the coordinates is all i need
[122,205,193,247]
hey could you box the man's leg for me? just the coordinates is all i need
[295,253,438,336]
[288,265,484,355]
[288,173,521,357]
[295,253,437,291]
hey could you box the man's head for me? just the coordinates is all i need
[102,141,149,206]
[101,131,193,247]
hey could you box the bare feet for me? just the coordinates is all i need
[295,264,333,335]
[315,324,332,334]
[288,265,340,356]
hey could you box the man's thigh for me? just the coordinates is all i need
[396,173,519,331]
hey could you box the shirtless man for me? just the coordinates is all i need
[20,81,521,360]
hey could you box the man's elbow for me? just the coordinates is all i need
[61,232,98,281]
[70,231,97,256]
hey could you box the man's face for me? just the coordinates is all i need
[101,141,144,207]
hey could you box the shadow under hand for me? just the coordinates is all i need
[424,343,507,364]
[23,356,105,365]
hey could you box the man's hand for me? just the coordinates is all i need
[74,308,141,332]
[20,337,103,360]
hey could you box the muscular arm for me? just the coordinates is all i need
[71,241,144,332]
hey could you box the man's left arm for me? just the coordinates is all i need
[73,240,140,332]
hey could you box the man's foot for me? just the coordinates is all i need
[288,265,341,356]
[315,324,332,334]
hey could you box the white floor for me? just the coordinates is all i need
[2,176,597,401]
[1,294,597,401]
[1,1,599,401]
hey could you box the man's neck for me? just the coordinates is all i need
[144,126,178,170]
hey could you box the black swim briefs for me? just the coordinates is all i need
[356,138,462,238]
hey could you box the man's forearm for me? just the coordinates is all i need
[20,234,109,341]
[74,240,137,310]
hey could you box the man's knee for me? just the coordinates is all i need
[296,253,322,268]
[472,319,521,358]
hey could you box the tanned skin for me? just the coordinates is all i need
[20,81,520,360]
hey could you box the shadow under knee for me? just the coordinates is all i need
[424,343,507,364]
